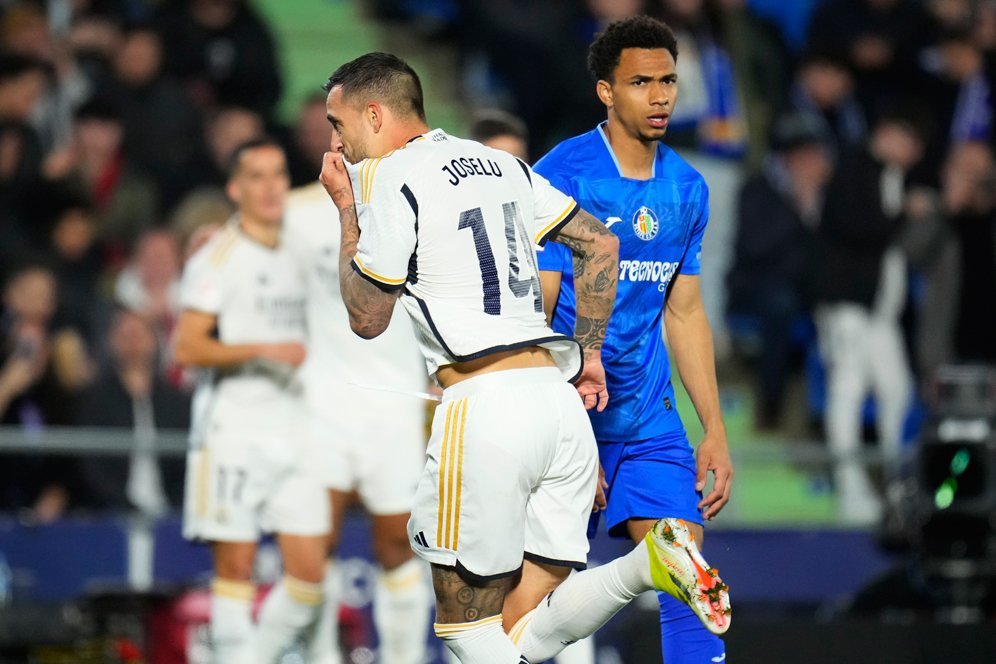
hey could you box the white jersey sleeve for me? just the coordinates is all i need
[180,247,227,314]
[350,157,418,291]
[517,160,581,247]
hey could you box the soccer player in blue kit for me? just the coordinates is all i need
[536,16,734,662]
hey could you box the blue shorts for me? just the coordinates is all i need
[592,431,703,539]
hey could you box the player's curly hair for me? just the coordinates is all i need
[587,15,679,82]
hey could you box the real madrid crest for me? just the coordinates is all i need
[632,206,659,241]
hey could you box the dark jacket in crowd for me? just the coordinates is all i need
[817,148,905,307]
[73,369,190,511]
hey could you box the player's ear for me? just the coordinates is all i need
[225,179,241,205]
[367,101,383,133]
[596,79,613,108]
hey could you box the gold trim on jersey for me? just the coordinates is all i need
[436,398,468,551]
[352,256,406,285]
[195,448,211,518]
[209,225,240,266]
[534,199,579,245]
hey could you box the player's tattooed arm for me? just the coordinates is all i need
[430,565,511,624]
[320,151,400,339]
[553,208,619,352]
[336,203,401,339]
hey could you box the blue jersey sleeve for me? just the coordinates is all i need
[678,184,709,276]
[536,240,571,273]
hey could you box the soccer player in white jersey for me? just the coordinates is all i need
[319,52,730,664]
[174,138,329,664]
[283,176,432,664]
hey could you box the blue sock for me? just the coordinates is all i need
[658,591,726,663]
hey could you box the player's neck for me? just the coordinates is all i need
[603,118,656,180]
[379,119,431,153]
[239,216,281,248]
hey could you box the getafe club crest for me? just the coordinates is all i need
[632,206,659,241]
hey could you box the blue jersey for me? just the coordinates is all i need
[535,124,709,443]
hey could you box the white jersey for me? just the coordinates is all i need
[283,183,425,408]
[348,128,582,380]
[180,221,308,445]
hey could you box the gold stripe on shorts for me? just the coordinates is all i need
[195,448,211,518]
[436,401,457,547]
[451,399,469,550]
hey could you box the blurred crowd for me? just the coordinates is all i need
[1,0,995,525]
[0,0,337,521]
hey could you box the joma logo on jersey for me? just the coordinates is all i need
[632,206,659,240]
[619,260,679,292]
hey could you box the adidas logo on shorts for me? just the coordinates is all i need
[413,531,429,547]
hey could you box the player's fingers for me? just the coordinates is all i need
[704,469,733,519]
[695,459,708,493]
[596,387,609,412]
[582,391,597,410]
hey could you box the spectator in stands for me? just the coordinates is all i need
[905,141,996,375]
[29,191,105,344]
[650,0,750,158]
[728,111,833,429]
[816,111,924,524]
[460,0,601,155]
[806,0,931,117]
[712,0,793,169]
[791,50,868,151]
[178,105,264,195]
[74,308,190,515]
[469,109,529,160]
[0,53,48,246]
[96,23,202,207]
[156,0,282,119]
[921,27,993,162]
[0,261,92,521]
[48,99,158,258]
[114,229,183,383]
[286,93,333,187]
[169,187,233,260]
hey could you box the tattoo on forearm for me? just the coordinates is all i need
[575,315,607,351]
[555,210,618,352]
[337,204,400,337]
[431,565,509,624]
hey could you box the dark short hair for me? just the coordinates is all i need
[469,109,528,144]
[0,52,48,84]
[588,16,678,82]
[323,52,426,122]
[226,136,286,179]
[74,97,121,123]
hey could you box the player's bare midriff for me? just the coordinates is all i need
[435,346,556,388]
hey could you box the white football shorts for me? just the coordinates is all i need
[407,366,599,581]
[307,387,426,515]
[183,404,329,542]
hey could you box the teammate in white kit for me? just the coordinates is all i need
[174,138,329,664]
[283,175,432,664]
[318,53,730,664]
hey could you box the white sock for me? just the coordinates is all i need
[435,615,524,664]
[374,557,431,664]
[307,561,342,664]
[254,576,324,663]
[511,544,651,662]
[210,578,255,664]
[555,637,595,664]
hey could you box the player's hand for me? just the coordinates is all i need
[696,432,733,520]
[320,150,354,211]
[592,463,608,513]
[257,342,307,368]
[575,349,609,412]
